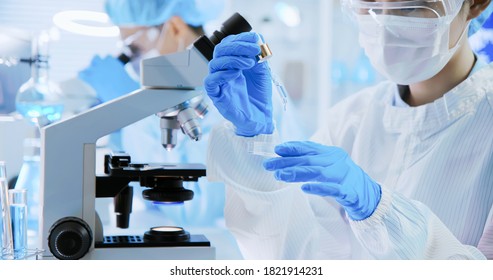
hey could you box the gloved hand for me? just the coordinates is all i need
[263,141,382,221]
[78,55,140,103]
[204,32,274,137]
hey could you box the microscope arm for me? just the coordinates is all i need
[40,87,201,258]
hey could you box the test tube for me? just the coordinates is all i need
[267,64,289,111]
[255,34,289,111]
[0,161,14,259]
[256,35,273,63]
[9,189,27,259]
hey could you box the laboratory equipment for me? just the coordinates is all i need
[0,27,31,114]
[267,64,288,111]
[115,27,148,65]
[156,95,208,151]
[14,137,41,247]
[254,35,287,111]
[0,161,13,259]
[0,116,37,190]
[256,36,273,62]
[40,13,253,260]
[14,30,58,250]
[9,189,27,259]
[16,30,63,128]
[247,141,279,158]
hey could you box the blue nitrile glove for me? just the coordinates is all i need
[78,55,140,103]
[263,141,382,221]
[204,32,274,137]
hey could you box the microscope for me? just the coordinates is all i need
[39,13,253,260]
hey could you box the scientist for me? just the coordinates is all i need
[79,0,222,104]
[79,0,227,227]
[204,0,493,259]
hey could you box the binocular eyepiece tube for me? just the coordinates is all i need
[194,12,253,61]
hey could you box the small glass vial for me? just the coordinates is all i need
[9,189,27,259]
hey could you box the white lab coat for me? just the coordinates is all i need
[206,63,493,259]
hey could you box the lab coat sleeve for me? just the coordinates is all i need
[348,187,486,259]
[207,122,361,259]
[477,205,493,259]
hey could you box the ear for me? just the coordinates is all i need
[467,0,492,20]
[165,16,189,38]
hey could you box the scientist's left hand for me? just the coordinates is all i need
[78,55,140,103]
[263,141,381,221]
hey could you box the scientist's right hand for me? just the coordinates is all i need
[204,32,274,137]
[78,55,140,103]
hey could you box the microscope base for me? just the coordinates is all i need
[40,247,215,260]
[95,234,210,248]
[88,246,215,260]
[80,234,215,260]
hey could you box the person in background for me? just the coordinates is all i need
[79,0,222,105]
[79,0,227,229]
[204,0,493,259]
[470,7,493,61]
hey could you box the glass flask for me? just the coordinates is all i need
[15,30,63,128]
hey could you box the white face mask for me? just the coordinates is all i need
[357,9,467,85]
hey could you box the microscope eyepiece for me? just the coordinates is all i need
[117,53,131,64]
[193,12,253,61]
[209,12,252,45]
[117,44,140,65]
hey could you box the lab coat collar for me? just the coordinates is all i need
[382,63,493,134]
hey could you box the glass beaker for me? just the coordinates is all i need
[0,161,14,259]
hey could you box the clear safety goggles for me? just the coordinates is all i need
[118,26,162,59]
[342,0,464,19]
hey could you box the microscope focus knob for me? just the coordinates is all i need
[48,217,93,260]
